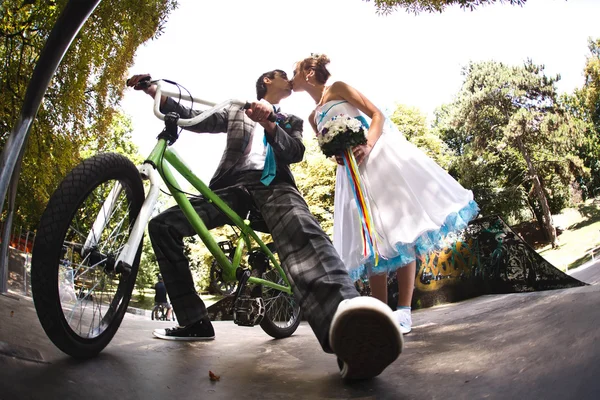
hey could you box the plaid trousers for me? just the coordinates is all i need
[148,171,358,352]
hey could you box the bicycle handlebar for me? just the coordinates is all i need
[136,78,277,127]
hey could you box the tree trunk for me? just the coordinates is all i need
[527,197,548,240]
[517,138,558,247]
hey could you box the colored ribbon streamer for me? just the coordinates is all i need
[342,148,380,266]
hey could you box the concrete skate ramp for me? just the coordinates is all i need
[404,215,586,309]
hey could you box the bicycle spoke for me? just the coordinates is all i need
[261,267,299,330]
[56,179,135,339]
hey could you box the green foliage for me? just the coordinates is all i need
[566,38,600,198]
[0,0,177,230]
[390,103,452,170]
[185,235,212,292]
[365,0,526,14]
[434,60,584,236]
[581,38,600,133]
[80,112,143,165]
[135,234,159,301]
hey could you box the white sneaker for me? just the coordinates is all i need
[329,296,403,380]
[393,309,412,334]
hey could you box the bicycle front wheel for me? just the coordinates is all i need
[31,153,145,359]
[260,267,302,339]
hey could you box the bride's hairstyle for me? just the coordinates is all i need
[297,53,331,84]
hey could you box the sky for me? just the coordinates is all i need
[121,0,600,183]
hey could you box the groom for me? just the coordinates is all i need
[127,70,402,380]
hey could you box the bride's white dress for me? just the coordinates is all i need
[315,100,479,281]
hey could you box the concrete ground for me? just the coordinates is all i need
[1,262,600,400]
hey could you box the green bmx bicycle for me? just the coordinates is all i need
[31,79,302,359]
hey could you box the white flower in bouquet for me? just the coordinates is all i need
[317,114,366,157]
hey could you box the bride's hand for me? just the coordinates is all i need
[353,143,373,165]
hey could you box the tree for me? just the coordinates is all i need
[435,60,584,247]
[365,0,526,14]
[0,0,177,230]
[389,103,453,169]
[580,38,600,134]
[567,38,600,198]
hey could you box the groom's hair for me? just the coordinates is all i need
[256,69,287,100]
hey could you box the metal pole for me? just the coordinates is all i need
[0,159,21,293]
[24,229,31,295]
[0,0,103,294]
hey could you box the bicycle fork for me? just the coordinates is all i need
[82,163,160,275]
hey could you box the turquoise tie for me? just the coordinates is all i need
[260,106,278,186]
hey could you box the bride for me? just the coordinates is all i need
[291,53,479,334]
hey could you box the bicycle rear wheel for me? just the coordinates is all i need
[32,153,144,359]
[152,305,166,321]
[260,266,302,339]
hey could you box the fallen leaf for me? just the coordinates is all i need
[209,370,220,381]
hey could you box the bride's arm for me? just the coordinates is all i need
[329,81,385,149]
[308,110,318,134]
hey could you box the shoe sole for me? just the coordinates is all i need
[330,299,403,380]
[152,331,215,341]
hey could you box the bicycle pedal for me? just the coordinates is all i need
[233,295,265,327]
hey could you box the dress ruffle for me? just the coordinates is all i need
[348,200,480,282]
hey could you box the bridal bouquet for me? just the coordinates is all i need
[317,114,367,158]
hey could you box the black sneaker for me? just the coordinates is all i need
[152,319,215,341]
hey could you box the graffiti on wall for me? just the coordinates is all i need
[416,237,478,291]
[359,215,585,309]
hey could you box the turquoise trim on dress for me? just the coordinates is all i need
[348,199,480,282]
[354,115,370,129]
[316,100,348,125]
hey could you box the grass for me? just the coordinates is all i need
[536,198,600,271]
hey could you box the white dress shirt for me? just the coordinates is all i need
[238,102,279,171]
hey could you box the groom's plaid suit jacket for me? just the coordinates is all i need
[160,97,304,189]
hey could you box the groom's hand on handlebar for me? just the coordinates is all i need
[245,101,277,134]
[126,74,156,97]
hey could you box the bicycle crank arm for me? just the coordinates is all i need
[230,269,266,327]
[230,268,251,313]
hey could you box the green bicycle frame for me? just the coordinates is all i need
[146,138,292,295]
